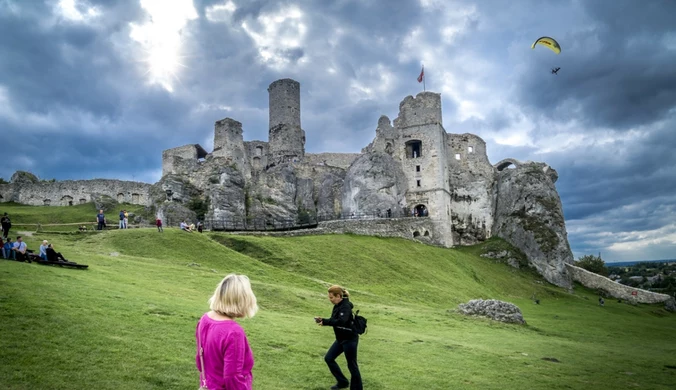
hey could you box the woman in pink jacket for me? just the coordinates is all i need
[196,274,258,389]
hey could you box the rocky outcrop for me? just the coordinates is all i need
[342,152,408,216]
[457,299,526,324]
[493,162,573,288]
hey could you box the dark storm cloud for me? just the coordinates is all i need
[515,1,676,130]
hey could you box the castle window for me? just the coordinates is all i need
[468,146,474,153]
[416,180,421,187]
[255,146,263,156]
[405,140,423,159]
[416,165,420,172]
[455,153,461,160]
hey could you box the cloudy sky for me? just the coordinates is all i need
[2,0,675,262]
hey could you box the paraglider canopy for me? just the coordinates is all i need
[531,36,561,54]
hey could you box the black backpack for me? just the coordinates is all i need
[352,310,367,335]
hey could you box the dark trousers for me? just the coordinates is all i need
[157,226,163,232]
[1,224,9,238]
[97,221,104,230]
[325,339,362,390]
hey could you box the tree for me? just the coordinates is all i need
[576,254,608,276]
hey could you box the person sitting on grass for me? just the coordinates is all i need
[180,221,193,232]
[39,240,49,260]
[46,244,67,262]
[2,237,12,259]
[11,236,29,262]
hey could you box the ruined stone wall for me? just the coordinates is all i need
[268,79,305,164]
[245,141,269,172]
[566,264,672,304]
[162,144,200,177]
[447,133,496,245]
[0,180,152,206]
[213,118,248,170]
[319,218,442,246]
[392,92,443,128]
[304,153,361,169]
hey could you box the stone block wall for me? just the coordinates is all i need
[162,144,200,177]
[392,92,442,128]
[304,153,361,169]
[318,217,441,246]
[0,179,152,206]
[566,264,672,303]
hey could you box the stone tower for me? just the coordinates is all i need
[394,92,454,246]
[212,118,248,174]
[267,78,305,165]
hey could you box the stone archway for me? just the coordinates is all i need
[414,204,428,217]
[61,195,73,206]
[117,193,125,203]
[494,158,521,171]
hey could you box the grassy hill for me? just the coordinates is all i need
[1,209,675,389]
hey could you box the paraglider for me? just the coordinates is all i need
[531,36,561,54]
[532,36,562,75]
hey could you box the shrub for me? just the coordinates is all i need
[576,254,608,276]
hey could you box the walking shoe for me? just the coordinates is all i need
[330,383,349,390]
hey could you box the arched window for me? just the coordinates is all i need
[405,140,423,158]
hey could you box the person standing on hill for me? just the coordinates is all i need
[119,210,125,229]
[123,210,129,229]
[315,285,363,390]
[195,274,258,390]
[96,209,105,230]
[1,212,11,239]
[156,218,163,232]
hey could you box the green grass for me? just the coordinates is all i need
[0,202,148,232]
[1,228,675,389]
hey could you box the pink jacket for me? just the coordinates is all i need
[195,314,254,390]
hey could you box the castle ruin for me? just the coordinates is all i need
[0,78,574,287]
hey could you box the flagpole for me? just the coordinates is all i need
[423,66,426,92]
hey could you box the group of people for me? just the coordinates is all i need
[0,236,67,263]
[196,275,362,390]
[118,210,130,229]
[180,220,203,233]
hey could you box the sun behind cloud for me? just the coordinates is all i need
[129,0,198,92]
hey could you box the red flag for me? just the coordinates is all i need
[417,66,424,83]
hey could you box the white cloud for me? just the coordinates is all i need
[240,5,307,70]
[205,1,237,22]
[54,0,100,23]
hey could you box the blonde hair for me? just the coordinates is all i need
[328,285,349,298]
[209,274,258,318]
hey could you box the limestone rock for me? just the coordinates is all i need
[342,152,408,217]
[159,203,196,226]
[207,165,246,221]
[151,175,202,204]
[458,299,525,324]
[493,162,573,288]
[315,171,345,219]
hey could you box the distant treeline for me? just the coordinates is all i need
[607,259,676,268]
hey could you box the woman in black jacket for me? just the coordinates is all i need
[314,285,362,390]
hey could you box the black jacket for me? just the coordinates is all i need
[322,298,357,342]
